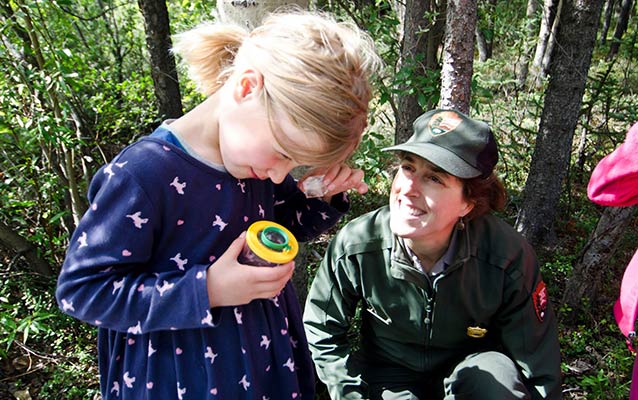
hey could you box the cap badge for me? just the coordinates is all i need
[428,111,463,136]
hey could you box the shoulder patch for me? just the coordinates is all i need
[533,280,548,322]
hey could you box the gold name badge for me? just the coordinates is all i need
[466,326,487,338]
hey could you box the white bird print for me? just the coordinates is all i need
[112,278,124,294]
[77,231,88,248]
[104,163,115,179]
[212,215,228,231]
[237,180,246,193]
[204,347,218,364]
[274,199,285,206]
[260,335,271,350]
[170,253,188,270]
[201,310,215,327]
[283,358,295,372]
[320,211,329,220]
[127,321,142,334]
[177,382,186,400]
[170,177,187,194]
[110,381,120,397]
[258,204,265,218]
[269,296,280,308]
[296,211,303,225]
[61,298,74,312]
[289,336,298,349]
[115,161,128,168]
[156,280,174,296]
[234,307,243,324]
[148,341,157,357]
[123,371,136,388]
[126,211,148,229]
[239,375,251,391]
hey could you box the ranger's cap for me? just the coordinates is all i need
[383,109,498,178]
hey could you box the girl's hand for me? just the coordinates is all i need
[299,164,368,201]
[206,232,294,308]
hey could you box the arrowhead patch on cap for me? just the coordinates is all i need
[428,111,464,136]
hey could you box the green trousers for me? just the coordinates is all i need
[366,351,531,400]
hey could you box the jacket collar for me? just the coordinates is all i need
[389,223,472,286]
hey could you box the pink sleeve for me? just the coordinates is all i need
[587,122,638,207]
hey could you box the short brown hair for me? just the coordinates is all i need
[462,173,507,220]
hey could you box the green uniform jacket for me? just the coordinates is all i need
[304,206,562,399]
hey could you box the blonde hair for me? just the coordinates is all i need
[172,10,381,167]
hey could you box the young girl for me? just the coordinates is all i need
[56,11,379,400]
[588,122,638,400]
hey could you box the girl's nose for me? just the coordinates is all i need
[268,166,290,184]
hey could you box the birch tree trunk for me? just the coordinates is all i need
[440,0,476,113]
[531,0,560,81]
[217,0,309,29]
[516,0,540,86]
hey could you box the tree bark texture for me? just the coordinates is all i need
[137,0,183,119]
[395,0,440,145]
[0,221,53,276]
[607,0,633,59]
[562,206,636,317]
[516,0,540,86]
[475,0,496,62]
[600,0,616,45]
[515,0,605,247]
[440,0,476,114]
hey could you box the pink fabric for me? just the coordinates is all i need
[614,250,638,338]
[588,122,638,207]
[588,122,638,399]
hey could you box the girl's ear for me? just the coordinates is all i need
[233,69,264,101]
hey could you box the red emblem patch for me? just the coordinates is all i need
[533,281,548,322]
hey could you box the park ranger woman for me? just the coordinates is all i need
[304,109,562,400]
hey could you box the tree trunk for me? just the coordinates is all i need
[539,4,561,79]
[395,0,442,145]
[515,0,604,247]
[608,0,633,59]
[0,221,53,276]
[562,206,636,319]
[600,0,616,45]
[440,0,477,114]
[516,0,540,86]
[137,0,183,119]
[475,0,495,62]
[531,0,560,82]
[217,0,309,29]
[475,26,489,62]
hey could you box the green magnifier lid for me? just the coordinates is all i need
[260,226,290,251]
